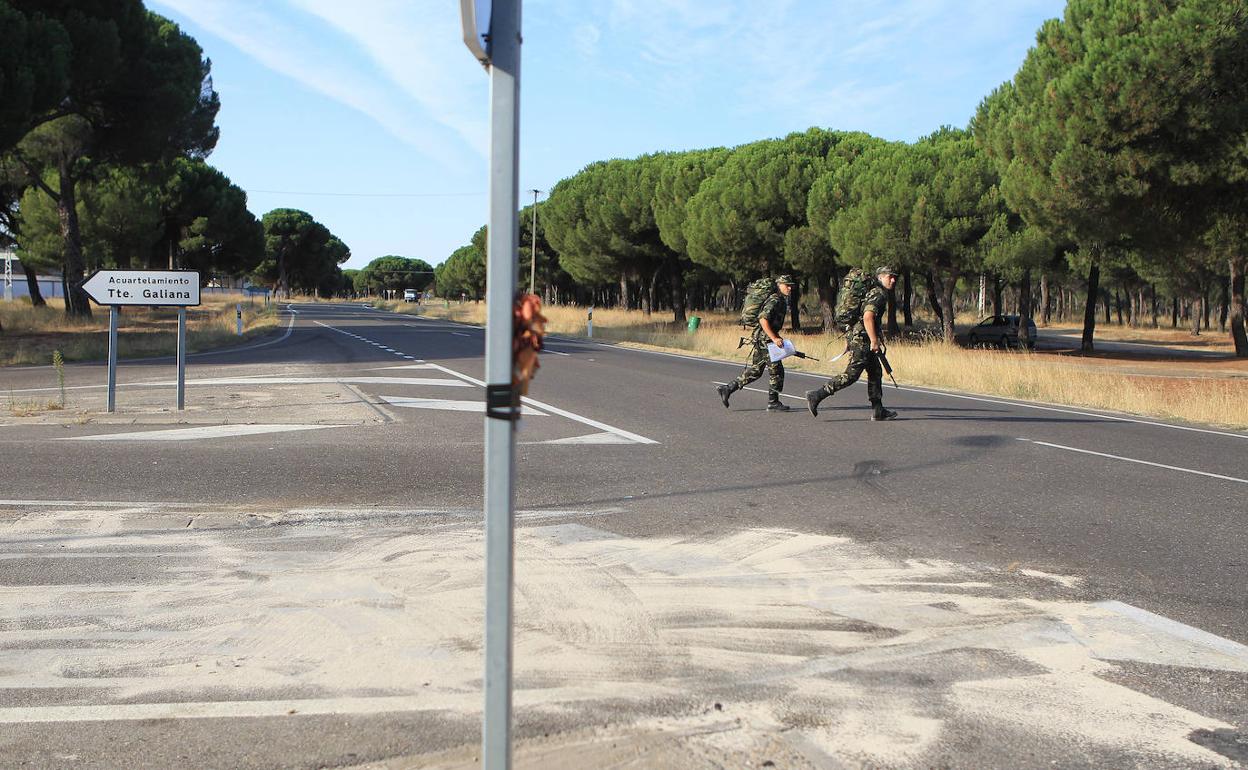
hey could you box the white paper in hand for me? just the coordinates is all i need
[766,339,796,362]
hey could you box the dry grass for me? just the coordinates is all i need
[5,396,64,417]
[406,301,1248,430]
[0,295,281,366]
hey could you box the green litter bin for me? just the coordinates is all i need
[686,315,701,333]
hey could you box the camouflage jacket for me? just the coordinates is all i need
[752,293,788,342]
[851,284,887,338]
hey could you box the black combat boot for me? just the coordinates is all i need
[804,388,828,417]
[717,382,737,408]
[767,400,792,412]
[870,400,897,421]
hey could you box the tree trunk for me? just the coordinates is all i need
[886,283,899,335]
[23,264,46,307]
[789,280,801,331]
[1230,258,1247,357]
[1019,268,1033,341]
[1171,296,1179,328]
[1218,275,1228,333]
[901,269,913,327]
[1081,261,1099,352]
[1040,272,1050,326]
[1203,285,1212,331]
[619,273,629,309]
[924,269,944,325]
[815,271,836,332]
[1101,289,1111,323]
[935,269,958,342]
[991,274,1002,317]
[56,163,92,318]
[1190,295,1202,336]
[643,270,656,315]
[668,261,686,323]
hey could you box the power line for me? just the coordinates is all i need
[245,189,485,198]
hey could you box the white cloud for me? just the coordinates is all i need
[573,23,601,59]
[151,0,487,163]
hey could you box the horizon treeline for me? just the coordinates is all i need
[437,0,1247,355]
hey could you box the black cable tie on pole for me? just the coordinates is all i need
[485,383,519,421]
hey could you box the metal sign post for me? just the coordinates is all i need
[81,269,201,413]
[176,308,187,410]
[461,1,521,767]
[107,306,119,413]
[2,250,13,302]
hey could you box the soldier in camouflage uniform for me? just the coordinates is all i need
[718,275,796,412]
[804,266,899,421]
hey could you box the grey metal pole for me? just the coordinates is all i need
[2,250,12,302]
[482,1,521,768]
[107,306,118,413]
[528,189,540,295]
[176,307,187,411]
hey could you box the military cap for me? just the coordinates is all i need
[875,265,899,277]
[774,274,797,285]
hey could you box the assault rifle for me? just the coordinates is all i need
[737,336,820,361]
[877,346,900,388]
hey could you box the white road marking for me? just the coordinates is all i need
[531,432,636,445]
[1018,438,1248,484]
[0,499,205,508]
[189,310,297,358]
[313,318,656,444]
[1098,601,1248,662]
[713,381,806,401]
[363,364,435,371]
[59,424,342,442]
[544,348,572,356]
[170,376,471,388]
[425,362,659,445]
[381,396,548,416]
[451,332,471,337]
[0,696,432,724]
[3,376,470,394]
[911,386,1248,441]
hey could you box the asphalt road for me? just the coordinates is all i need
[1,302,1245,769]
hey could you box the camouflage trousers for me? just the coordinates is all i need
[812,334,882,402]
[731,331,785,402]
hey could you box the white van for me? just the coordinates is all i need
[403,289,418,302]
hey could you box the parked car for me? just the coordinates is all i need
[403,289,418,302]
[966,314,1037,349]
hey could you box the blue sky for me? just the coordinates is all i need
[148,0,1065,271]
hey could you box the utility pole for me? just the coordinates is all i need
[528,189,541,295]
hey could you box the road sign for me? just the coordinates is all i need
[459,0,492,64]
[82,270,201,307]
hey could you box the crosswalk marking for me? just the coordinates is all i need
[59,424,341,442]
[381,396,548,416]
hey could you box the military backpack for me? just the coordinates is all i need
[833,268,875,333]
[739,278,778,328]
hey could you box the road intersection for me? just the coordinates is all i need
[0,302,1245,768]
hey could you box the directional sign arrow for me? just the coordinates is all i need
[81,270,201,307]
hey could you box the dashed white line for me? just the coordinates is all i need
[1017,438,1247,484]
